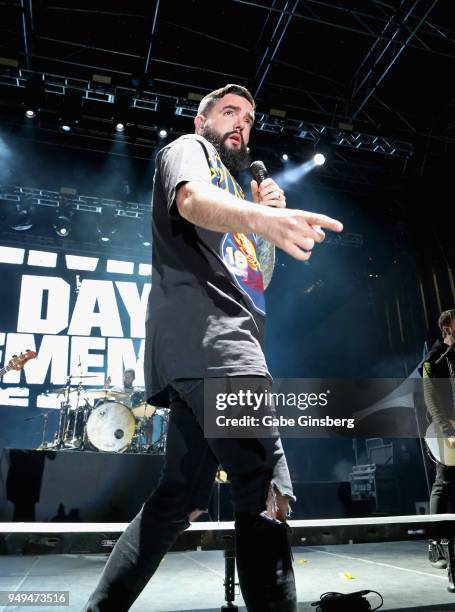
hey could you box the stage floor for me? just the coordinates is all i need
[1,541,454,611]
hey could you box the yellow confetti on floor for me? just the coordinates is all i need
[297,559,308,564]
[342,571,354,580]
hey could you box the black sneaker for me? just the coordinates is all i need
[429,539,448,569]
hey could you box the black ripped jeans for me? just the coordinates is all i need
[84,377,297,612]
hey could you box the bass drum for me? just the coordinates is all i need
[86,401,135,452]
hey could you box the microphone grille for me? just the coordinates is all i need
[250,160,269,183]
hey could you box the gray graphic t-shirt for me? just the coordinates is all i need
[144,134,270,405]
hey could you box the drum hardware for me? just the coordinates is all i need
[54,374,98,394]
[129,407,169,454]
[65,399,91,449]
[51,374,95,450]
[129,392,156,453]
[52,377,74,449]
[25,412,51,449]
[130,414,154,453]
[43,380,169,454]
[84,389,131,403]
[153,408,169,453]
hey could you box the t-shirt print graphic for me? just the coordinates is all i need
[207,152,266,316]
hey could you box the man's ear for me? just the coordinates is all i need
[194,114,206,133]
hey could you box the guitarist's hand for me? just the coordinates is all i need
[448,436,455,448]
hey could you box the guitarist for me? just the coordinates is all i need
[419,308,455,568]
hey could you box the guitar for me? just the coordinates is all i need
[0,350,37,379]
[425,420,455,466]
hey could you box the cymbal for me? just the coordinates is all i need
[84,389,130,401]
[132,403,156,419]
[68,374,99,378]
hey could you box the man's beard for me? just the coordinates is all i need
[200,126,250,174]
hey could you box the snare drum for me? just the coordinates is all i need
[86,400,135,452]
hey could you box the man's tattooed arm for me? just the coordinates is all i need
[256,235,275,290]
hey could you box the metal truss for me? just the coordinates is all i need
[0,184,149,217]
[12,1,454,63]
[0,230,151,260]
[0,67,415,158]
[232,0,451,132]
[255,114,414,157]
[2,0,451,145]
[0,184,363,249]
[233,0,454,61]
[250,0,301,98]
[348,0,441,119]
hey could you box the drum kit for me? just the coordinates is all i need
[44,374,168,454]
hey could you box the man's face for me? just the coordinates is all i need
[124,371,135,387]
[447,319,455,338]
[195,93,254,173]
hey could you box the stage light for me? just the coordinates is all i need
[60,186,77,196]
[9,202,35,231]
[313,134,331,166]
[137,229,151,247]
[0,57,19,68]
[58,91,81,133]
[121,179,132,200]
[96,208,118,243]
[188,92,204,102]
[112,90,132,134]
[158,128,168,139]
[23,78,44,120]
[92,73,112,85]
[282,153,289,161]
[52,211,72,237]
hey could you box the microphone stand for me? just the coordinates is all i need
[25,412,50,449]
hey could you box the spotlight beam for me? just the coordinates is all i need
[273,159,324,189]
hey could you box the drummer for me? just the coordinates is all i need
[105,368,140,408]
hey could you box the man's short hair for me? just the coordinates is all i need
[197,84,255,117]
[124,368,135,377]
[438,309,455,334]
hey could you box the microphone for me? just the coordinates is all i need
[435,344,455,366]
[250,160,269,185]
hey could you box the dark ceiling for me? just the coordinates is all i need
[0,0,454,192]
